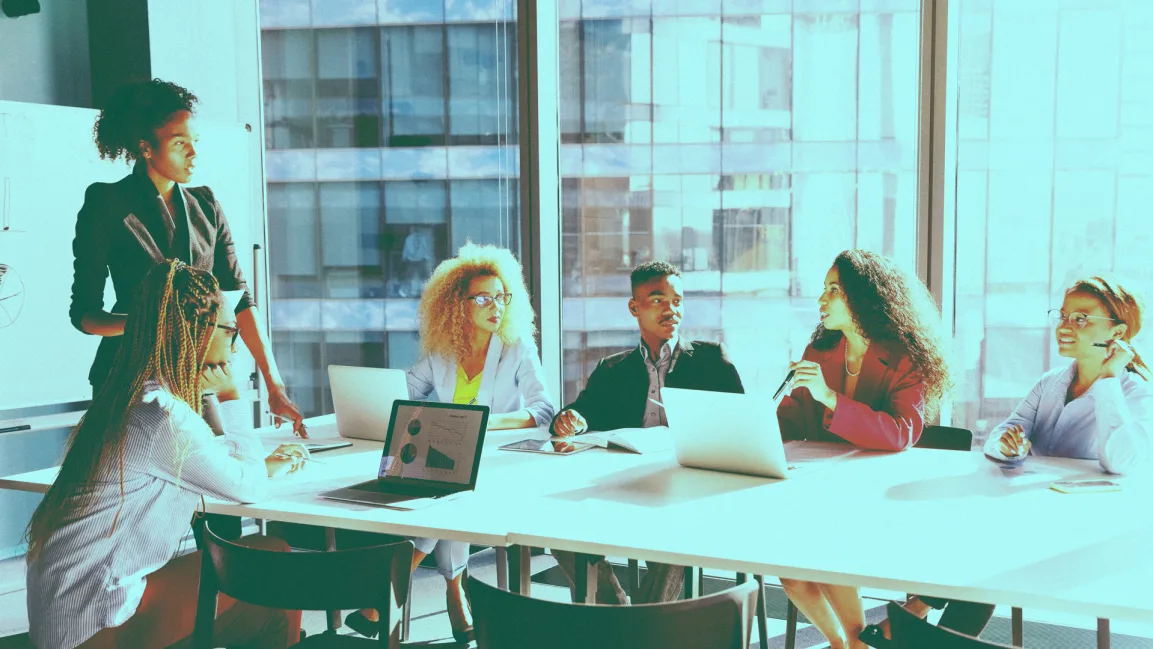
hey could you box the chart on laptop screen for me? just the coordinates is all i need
[378,404,483,484]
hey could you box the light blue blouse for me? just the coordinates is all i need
[406,336,556,427]
[983,363,1153,474]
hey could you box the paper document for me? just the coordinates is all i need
[784,441,860,466]
[550,427,674,454]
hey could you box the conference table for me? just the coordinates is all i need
[3,415,1151,649]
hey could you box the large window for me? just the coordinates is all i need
[950,0,1153,442]
[557,3,922,402]
[260,5,521,417]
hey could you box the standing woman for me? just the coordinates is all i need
[345,242,555,642]
[69,78,305,434]
[776,249,952,649]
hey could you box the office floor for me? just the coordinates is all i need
[5,549,1153,648]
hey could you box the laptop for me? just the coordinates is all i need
[320,400,490,507]
[328,365,409,441]
[661,387,790,479]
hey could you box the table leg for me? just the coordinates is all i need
[683,566,700,599]
[325,527,340,632]
[509,545,531,595]
[736,572,747,585]
[1098,618,1110,649]
[628,559,640,595]
[756,575,772,649]
[573,553,596,604]
[495,546,509,591]
[1011,607,1023,646]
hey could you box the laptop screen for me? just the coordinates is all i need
[378,401,488,487]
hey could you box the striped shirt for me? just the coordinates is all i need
[26,383,268,649]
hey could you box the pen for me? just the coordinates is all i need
[468,398,477,405]
[0,424,32,434]
[1093,343,1110,348]
[648,397,664,409]
[274,452,325,465]
[773,369,797,401]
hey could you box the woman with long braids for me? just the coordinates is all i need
[774,249,952,649]
[69,78,305,435]
[26,261,307,649]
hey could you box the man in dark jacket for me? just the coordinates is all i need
[550,260,744,604]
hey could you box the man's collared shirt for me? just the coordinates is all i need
[639,335,679,428]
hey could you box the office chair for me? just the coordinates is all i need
[889,601,1013,648]
[470,574,759,649]
[194,523,413,648]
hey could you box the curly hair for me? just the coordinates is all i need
[811,249,952,420]
[630,260,681,293]
[93,79,199,162]
[418,243,537,363]
[26,261,220,562]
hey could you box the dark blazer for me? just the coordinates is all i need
[776,337,926,452]
[551,339,744,434]
[70,163,252,387]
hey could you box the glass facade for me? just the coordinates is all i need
[557,2,922,404]
[950,0,1153,443]
[258,0,1153,444]
[260,2,520,416]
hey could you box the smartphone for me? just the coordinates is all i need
[1049,479,1121,494]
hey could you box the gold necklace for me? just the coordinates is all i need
[845,346,866,377]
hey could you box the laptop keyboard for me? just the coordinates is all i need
[352,479,446,498]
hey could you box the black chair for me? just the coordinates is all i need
[469,574,759,649]
[194,523,413,648]
[0,633,32,649]
[915,425,974,451]
[889,601,1012,648]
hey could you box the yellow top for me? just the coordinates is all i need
[453,365,483,405]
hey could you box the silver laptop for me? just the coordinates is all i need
[321,400,490,507]
[662,387,789,479]
[328,365,409,441]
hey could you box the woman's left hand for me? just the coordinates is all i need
[1100,339,1136,379]
[789,360,837,410]
[269,384,308,438]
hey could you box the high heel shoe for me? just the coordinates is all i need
[344,610,380,638]
[859,624,893,648]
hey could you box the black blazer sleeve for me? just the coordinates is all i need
[714,342,745,394]
[69,184,111,333]
[550,357,614,434]
[194,186,254,313]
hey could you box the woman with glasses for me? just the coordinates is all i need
[986,275,1152,471]
[861,274,1153,648]
[776,249,952,649]
[345,242,555,642]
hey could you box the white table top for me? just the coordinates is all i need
[4,414,1151,623]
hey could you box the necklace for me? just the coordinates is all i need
[845,347,865,377]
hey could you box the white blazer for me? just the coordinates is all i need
[406,336,556,427]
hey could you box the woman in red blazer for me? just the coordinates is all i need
[776,249,951,649]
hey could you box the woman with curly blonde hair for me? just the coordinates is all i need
[346,243,555,642]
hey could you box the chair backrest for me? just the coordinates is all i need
[916,425,973,452]
[470,575,758,649]
[194,523,413,649]
[889,602,1011,649]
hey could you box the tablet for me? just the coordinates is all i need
[304,441,353,453]
[500,439,597,455]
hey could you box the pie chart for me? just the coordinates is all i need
[0,264,24,329]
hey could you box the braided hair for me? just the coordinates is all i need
[26,261,221,562]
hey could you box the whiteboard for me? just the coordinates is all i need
[0,100,259,411]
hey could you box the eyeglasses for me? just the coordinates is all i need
[214,323,240,345]
[466,293,512,308]
[1047,309,1116,330]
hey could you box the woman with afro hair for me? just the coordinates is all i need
[69,79,306,435]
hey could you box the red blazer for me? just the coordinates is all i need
[776,337,926,451]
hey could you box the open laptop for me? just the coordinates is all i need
[320,400,490,507]
[328,365,409,441]
[661,387,789,479]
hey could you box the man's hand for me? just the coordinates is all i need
[553,409,588,437]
